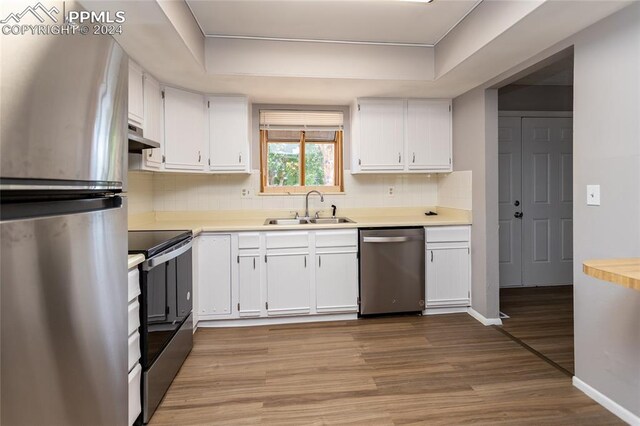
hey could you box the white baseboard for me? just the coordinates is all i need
[467,308,503,326]
[573,377,640,425]
[423,306,469,315]
[197,313,358,328]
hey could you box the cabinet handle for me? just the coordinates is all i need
[398,153,401,163]
[239,153,242,163]
[412,153,415,163]
[318,256,321,268]
[253,257,256,269]
[198,151,201,162]
[148,151,152,158]
[430,251,433,262]
[304,256,307,268]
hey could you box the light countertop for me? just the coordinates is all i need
[128,207,471,235]
[128,254,145,270]
[583,258,640,291]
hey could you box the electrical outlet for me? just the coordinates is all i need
[241,188,252,198]
[388,186,395,197]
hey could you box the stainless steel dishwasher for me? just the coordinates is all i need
[359,228,425,315]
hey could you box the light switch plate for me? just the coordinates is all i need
[587,185,600,206]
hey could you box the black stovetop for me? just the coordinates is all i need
[128,230,192,258]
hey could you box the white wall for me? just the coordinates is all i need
[572,3,640,418]
[451,88,500,321]
[205,37,434,81]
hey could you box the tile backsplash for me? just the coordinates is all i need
[437,170,473,210]
[128,169,471,215]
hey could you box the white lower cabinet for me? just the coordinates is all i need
[238,254,261,317]
[197,234,232,318]
[128,363,142,426]
[196,229,359,324]
[315,252,358,313]
[266,253,311,315]
[127,267,142,425]
[425,226,471,308]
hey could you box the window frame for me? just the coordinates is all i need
[260,129,344,194]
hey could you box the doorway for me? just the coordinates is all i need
[497,55,575,375]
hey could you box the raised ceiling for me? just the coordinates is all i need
[186,0,480,45]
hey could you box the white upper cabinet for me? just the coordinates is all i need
[142,74,163,169]
[163,87,207,171]
[208,96,250,173]
[352,98,452,174]
[128,61,144,126]
[407,100,452,171]
[356,99,405,171]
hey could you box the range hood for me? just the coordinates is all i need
[128,124,160,153]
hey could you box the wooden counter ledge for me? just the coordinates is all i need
[583,258,640,291]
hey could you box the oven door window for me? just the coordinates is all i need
[144,248,193,367]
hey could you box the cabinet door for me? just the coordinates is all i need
[128,62,144,126]
[407,100,451,171]
[163,87,207,171]
[208,96,249,172]
[143,75,163,169]
[238,255,261,317]
[358,99,405,171]
[426,247,470,307]
[315,252,358,313]
[266,254,311,316]
[198,235,232,317]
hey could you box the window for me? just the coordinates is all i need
[260,110,344,194]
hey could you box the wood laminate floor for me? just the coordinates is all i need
[500,285,574,374]
[149,313,618,425]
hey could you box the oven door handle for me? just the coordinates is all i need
[142,239,193,271]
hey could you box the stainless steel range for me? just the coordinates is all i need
[128,230,194,424]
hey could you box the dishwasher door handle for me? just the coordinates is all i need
[362,236,418,243]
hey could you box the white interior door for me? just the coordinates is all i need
[498,117,523,287]
[521,117,573,286]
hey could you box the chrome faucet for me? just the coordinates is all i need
[304,190,324,219]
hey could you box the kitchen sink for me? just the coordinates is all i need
[308,217,354,224]
[264,217,355,225]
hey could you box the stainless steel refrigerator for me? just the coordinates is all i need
[0,19,129,426]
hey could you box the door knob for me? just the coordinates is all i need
[514,212,523,219]
[514,200,520,206]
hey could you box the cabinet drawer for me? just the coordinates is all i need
[238,232,260,249]
[315,230,357,248]
[128,300,140,336]
[128,363,142,425]
[426,226,470,243]
[128,332,141,372]
[128,268,140,303]
[266,231,309,249]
